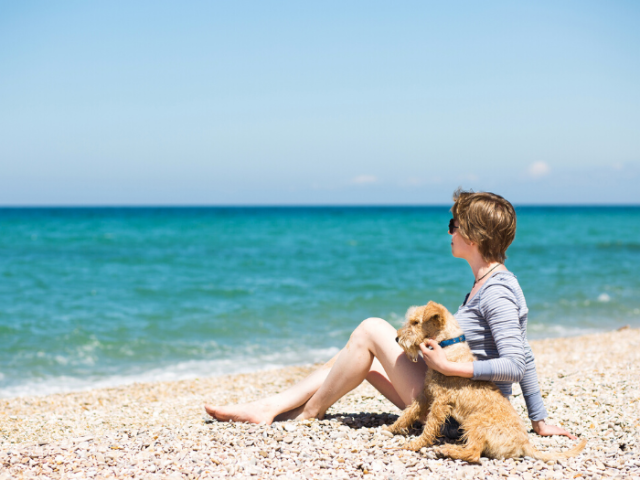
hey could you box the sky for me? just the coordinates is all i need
[0,1,639,205]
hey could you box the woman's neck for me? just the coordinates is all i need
[468,255,502,284]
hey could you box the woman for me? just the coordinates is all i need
[205,189,576,439]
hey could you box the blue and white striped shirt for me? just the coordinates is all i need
[454,271,548,421]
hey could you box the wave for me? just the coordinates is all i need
[527,322,606,339]
[596,241,640,251]
[0,346,340,399]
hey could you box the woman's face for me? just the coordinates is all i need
[449,219,476,260]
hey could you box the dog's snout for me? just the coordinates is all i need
[395,336,399,343]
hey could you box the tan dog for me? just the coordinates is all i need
[387,301,587,462]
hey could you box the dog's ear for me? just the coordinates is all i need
[405,306,420,321]
[405,306,429,327]
[422,301,447,327]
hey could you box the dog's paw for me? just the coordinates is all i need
[384,424,405,436]
[432,445,458,460]
[403,440,426,452]
[431,446,446,458]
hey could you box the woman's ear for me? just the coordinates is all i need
[461,235,475,247]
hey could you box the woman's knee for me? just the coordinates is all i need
[351,317,394,344]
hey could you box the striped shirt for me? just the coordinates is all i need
[454,271,548,421]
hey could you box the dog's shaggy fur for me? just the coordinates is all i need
[387,301,586,462]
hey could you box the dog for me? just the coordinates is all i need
[386,301,587,462]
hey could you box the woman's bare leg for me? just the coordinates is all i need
[205,317,424,424]
[366,357,406,410]
[297,317,426,420]
[274,357,405,422]
[204,353,339,424]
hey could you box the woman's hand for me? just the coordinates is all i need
[420,340,474,378]
[532,419,578,440]
[420,339,451,374]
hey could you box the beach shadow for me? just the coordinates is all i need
[326,412,463,445]
[325,412,422,432]
[203,410,460,445]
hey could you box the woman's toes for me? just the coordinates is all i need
[203,403,272,425]
[204,405,230,422]
[204,405,221,419]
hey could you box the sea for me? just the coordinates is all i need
[1,206,639,398]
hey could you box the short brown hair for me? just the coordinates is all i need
[451,188,517,263]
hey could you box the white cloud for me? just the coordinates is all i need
[527,161,550,179]
[405,177,425,186]
[352,175,378,185]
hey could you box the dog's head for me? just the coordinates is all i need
[396,301,449,362]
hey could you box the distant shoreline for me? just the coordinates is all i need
[1,204,640,209]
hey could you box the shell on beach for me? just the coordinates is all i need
[1,329,640,479]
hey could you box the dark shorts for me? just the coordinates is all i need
[440,417,463,440]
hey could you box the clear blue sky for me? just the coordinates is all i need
[1,1,638,205]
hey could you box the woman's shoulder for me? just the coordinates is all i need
[487,270,519,287]
[479,271,526,304]
[461,271,525,310]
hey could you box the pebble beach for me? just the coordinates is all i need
[2,328,639,480]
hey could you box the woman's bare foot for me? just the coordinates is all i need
[295,408,325,422]
[273,404,307,422]
[204,402,275,425]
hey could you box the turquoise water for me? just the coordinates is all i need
[1,207,639,398]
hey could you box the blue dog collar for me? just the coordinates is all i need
[439,335,466,348]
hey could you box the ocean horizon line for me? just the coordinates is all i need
[1,203,639,209]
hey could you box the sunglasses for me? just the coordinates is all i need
[448,219,459,234]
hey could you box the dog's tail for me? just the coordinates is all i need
[523,438,587,462]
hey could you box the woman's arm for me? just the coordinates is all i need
[520,343,548,421]
[423,285,526,381]
[422,285,525,380]
[421,337,578,439]
[421,282,578,439]
[420,339,473,377]
[472,284,526,382]
[521,342,577,439]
